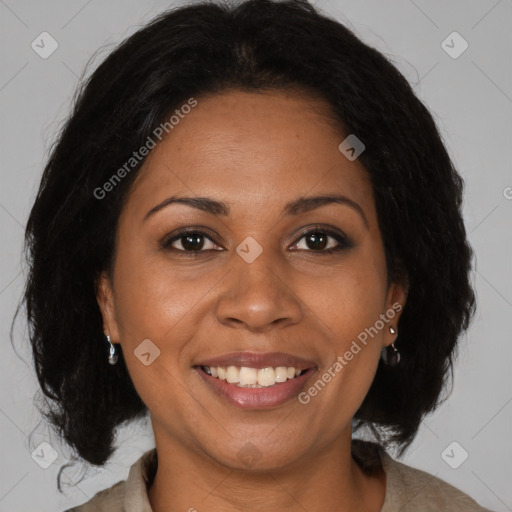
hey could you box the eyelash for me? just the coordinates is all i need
[161,225,353,257]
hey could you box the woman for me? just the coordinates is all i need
[21,0,493,510]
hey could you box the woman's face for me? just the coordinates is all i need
[97,89,406,470]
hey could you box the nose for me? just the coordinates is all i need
[215,250,303,333]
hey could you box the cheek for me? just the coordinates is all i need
[110,251,206,422]
[320,254,388,343]
[112,247,206,344]
[303,275,386,437]
[110,246,223,395]
[309,244,387,401]
[122,357,199,441]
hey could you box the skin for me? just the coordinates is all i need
[97,89,408,511]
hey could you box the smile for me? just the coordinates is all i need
[200,365,305,387]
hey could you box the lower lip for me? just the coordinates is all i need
[196,367,316,409]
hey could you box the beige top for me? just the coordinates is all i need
[65,441,492,511]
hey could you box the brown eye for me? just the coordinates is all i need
[292,227,353,254]
[304,232,329,250]
[162,229,221,254]
[176,233,206,251]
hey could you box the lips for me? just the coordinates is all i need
[195,351,317,370]
[194,351,318,409]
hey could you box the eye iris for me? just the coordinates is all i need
[306,232,327,250]
[182,234,204,251]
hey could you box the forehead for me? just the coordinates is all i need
[124,90,375,225]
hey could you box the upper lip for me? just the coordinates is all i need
[195,351,317,370]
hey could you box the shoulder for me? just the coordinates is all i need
[63,480,125,511]
[62,448,157,512]
[379,449,494,512]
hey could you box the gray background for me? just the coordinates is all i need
[1,0,511,510]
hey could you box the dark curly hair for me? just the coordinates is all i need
[17,0,476,473]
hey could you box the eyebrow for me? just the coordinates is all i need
[143,194,368,228]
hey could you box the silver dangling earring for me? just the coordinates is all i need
[381,326,400,366]
[106,334,118,365]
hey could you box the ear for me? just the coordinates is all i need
[382,278,408,348]
[95,270,121,343]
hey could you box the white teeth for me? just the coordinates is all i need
[257,367,275,387]
[275,367,288,383]
[239,367,258,385]
[226,366,240,383]
[202,365,304,387]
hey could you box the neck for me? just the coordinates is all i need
[147,430,386,512]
